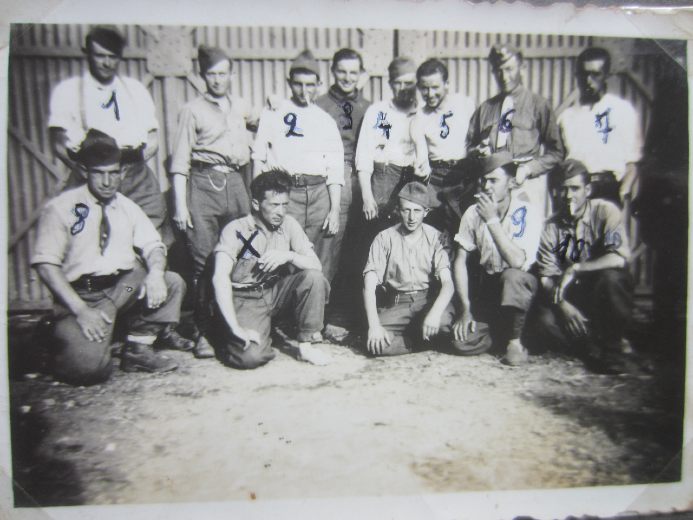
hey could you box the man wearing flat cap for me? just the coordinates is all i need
[363,181,470,357]
[532,159,635,374]
[466,43,563,216]
[356,57,419,236]
[453,151,542,365]
[31,130,190,386]
[170,45,257,358]
[48,25,171,244]
[252,49,344,282]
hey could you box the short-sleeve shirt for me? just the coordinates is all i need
[315,85,370,165]
[411,93,475,162]
[355,99,417,175]
[558,93,643,181]
[169,93,254,175]
[251,99,345,186]
[454,191,542,274]
[48,73,158,150]
[214,214,318,287]
[363,223,450,292]
[536,199,631,278]
[31,184,165,282]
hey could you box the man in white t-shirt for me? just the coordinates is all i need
[48,25,170,243]
[558,47,643,205]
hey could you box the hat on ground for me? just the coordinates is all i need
[198,45,232,74]
[476,151,516,178]
[488,43,522,67]
[74,129,122,169]
[290,50,320,78]
[85,25,126,56]
[388,57,417,81]
[560,159,589,182]
[398,181,432,209]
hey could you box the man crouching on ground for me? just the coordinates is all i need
[211,170,332,368]
[363,182,466,356]
[31,129,189,386]
[453,151,541,365]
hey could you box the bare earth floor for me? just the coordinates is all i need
[9,317,684,508]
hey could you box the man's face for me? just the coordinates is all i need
[479,168,512,203]
[332,58,361,95]
[389,72,417,108]
[418,72,448,110]
[577,59,608,103]
[288,72,319,107]
[253,190,289,229]
[86,162,123,202]
[397,198,428,233]
[87,40,121,85]
[492,55,522,94]
[561,175,590,217]
[204,59,231,98]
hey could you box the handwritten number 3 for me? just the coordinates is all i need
[284,113,304,137]
[511,206,526,238]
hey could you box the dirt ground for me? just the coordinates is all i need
[6,301,686,511]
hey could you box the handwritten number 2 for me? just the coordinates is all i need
[511,206,526,238]
[284,113,303,137]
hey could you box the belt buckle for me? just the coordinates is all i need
[85,277,93,292]
[292,174,303,187]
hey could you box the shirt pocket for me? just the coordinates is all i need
[510,112,540,156]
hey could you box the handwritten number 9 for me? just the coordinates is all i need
[511,206,526,238]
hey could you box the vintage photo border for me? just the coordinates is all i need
[0,0,691,518]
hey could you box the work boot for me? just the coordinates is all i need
[193,335,215,359]
[502,338,529,366]
[156,325,195,352]
[120,341,178,373]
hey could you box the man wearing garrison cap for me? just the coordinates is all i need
[252,49,345,282]
[48,25,171,244]
[356,57,419,236]
[170,45,258,358]
[31,130,191,386]
[453,151,542,366]
[466,43,563,216]
[362,182,470,357]
[532,159,635,374]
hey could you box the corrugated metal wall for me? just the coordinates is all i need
[7,24,661,309]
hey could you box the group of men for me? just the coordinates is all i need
[31,25,643,386]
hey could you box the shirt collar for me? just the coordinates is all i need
[84,71,118,92]
[422,95,450,115]
[249,213,285,235]
[328,84,360,103]
[81,184,120,209]
[203,91,232,107]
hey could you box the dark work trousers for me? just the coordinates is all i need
[589,171,622,207]
[370,289,490,357]
[472,268,538,349]
[364,163,413,246]
[286,179,338,284]
[425,161,475,235]
[51,266,185,386]
[67,159,173,247]
[530,268,633,356]
[214,269,329,369]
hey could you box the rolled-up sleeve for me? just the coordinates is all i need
[169,104,196,176]
[355,105,377,176]
[363,232,388,283]
[31,202,68,267]
[287,218,317,257]
[214,222,242,261]
[130,203,166,258]
[536,222,562,278]
[432,234,451,278]
[454,207,478,252]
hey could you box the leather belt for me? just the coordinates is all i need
[291,174,326,187]
[386,288,428,305]
[71,271,127,292]
[430,159,463,169]
[233,278,278,292]
[191,160,240,174]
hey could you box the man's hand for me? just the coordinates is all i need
[257,250,293,273]
[469,138,492,157]
[139,270,168,309]
[322,209,340,236]
[362,194,378,221]
[453,310,476,341]
[475,192,499,223]
[515,164,530,186]
[422,309,442,341]
[413,159,431,182]
[367,325,391,355]
[75,306,113,342]
[553,265,577,304]
[559,300,589,338]
[173,203,193,232]
[233,326,262,351]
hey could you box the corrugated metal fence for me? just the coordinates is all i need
[7,24,658,310]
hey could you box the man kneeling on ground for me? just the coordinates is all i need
[363,182,467,356]
[453,151,542,365]
[211,170,332,368]
[533,159,635,374]
[31,130,190,386]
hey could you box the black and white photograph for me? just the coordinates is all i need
[1,1,692,518]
